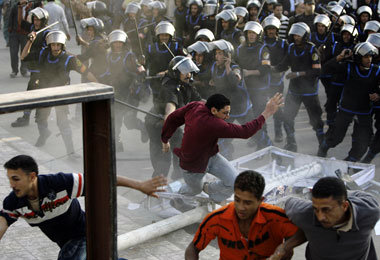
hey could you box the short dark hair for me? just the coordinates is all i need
[274,3,283,8]
[4,155,39,175]
[205,94,230,110]
[234,170,265,199]
[312,177,347,203]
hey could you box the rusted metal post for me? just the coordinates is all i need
[83,98,117,260]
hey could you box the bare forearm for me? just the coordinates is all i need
[117,176,142,190]
[0,216,9,240]
[284,229,307,252]
[20,40,33,60]
[164,102,176,120]
[185,243,200,260]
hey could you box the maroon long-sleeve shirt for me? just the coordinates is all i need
[161,101,266,173]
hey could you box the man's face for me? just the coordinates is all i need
[295,3,305,14]
[86,26,95,40]
[221,19,229,31]
[273,6,283,19]
[180,72,191,83]
[211,104,230,120]
[360,13,370,24]
[128,12,136,19]
[305,3,315,14]
[312,196,349,229]
[215,49,226,66]
[293,34,303,45]
[266,27,277,38]
[159,33,170,44]
[153,8,159,17]
[50,43,63,56]
[175,0,183,8]
[194,52,204,65]
[317,23,327,35]
[142,5,151,16]
[247,30,258,43]
[342,31,351,43]
[7,168,36,198]
[190,4,198,16]
[234,189,263,220]
[111,41,124,52]
[33,18,42,30]
[361,54,372,68]
[249,6,258,17]
[267,3,274,12]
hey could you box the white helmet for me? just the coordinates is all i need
[244,21,263,35]
[195,28,215,41]
[187,41,212,54]
[366,33,380,48]
[27,7,49,24]
[262,16,281,30]
[155,21,175,36]
[46,30,67,46]
[210,39,234,54]
[215,9,237,21]
[234,6,248,17]
[357,5,372,17]
[313,14,331,28]
[364,20,380,33]
[108,29,128,43]
[339,15,355,26]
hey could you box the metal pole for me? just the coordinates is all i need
[115,99,164,119]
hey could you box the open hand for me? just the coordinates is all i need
[139,175,167,198]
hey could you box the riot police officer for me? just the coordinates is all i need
[123,2,148,55]
[145,21,185,102]
[318,42,380,161]
[262,16,288,143]
[209,39,252,158]
[275,22,324,152]
[184,0,204,46]
[12,7,50,128]
[246,0,261,22]
[288,0,317,34]
[195,28,215,42]
[235,21,273,149]
[356,5,372,42]
[310,14,335,48]
[99,30,148,152]
[187,40,213,98]
[22,30,97,156]
[145,56,202,179]
[216,10,243,49]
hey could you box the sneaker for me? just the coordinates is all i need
[284,142,297,152]
[11,115,30,127]
[10,72,17,78]
[35,130,52,147]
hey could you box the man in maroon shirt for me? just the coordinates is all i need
[161,93,283,208]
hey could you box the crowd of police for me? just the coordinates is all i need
[2,0,380,179]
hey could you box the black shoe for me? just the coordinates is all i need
[35,130,52,147]
[284,142,297,152]
[11,115,30,127]
[21,71,29,78]
[274,134,283,143]
[317,144,329,158]
[10,72,17,78]
[361,151,376,164]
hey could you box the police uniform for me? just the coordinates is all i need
[145,76,202,178]
[276,41,324,151]
[264,35,288,142]
[24,45,88,154]
[321,56,380,161]
[236,42,272,148]
[123,17,148,54]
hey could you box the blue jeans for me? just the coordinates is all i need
[58,237,86,260]
[179,153,237,203]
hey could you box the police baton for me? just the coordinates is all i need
[133,17,146,65]
[28,21,59,41]
[214,1,220,36]
[125,22,157,34]
[319,5,339,20]
[162,42,176,58]
[115,99,164,119]
[257,0,267,20]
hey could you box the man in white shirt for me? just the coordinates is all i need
[269,3,289,40]
[43,0,71,40]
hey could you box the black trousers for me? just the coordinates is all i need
[283,92,324,144]
[9,32,27,74]
[269,82,285,136]
[326,110,373,161]
[368,109,380,155]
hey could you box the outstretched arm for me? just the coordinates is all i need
[268,228,307,260]
[116,175,167,198]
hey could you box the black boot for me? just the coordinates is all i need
[274,129,283,143]
[11,113,30,127]
[284,136,297,152]
[317,142,329,158]
[361,151,376,163]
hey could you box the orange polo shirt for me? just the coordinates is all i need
[193,202,298,260]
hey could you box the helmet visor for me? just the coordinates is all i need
[173,57,200,74]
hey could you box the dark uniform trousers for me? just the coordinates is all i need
[9,32,27,74]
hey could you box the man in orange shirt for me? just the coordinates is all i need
[185,170,298,260]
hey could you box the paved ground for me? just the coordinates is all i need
[0,28,378,259]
